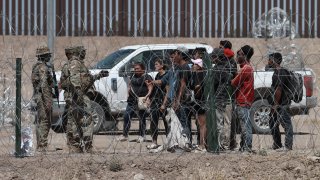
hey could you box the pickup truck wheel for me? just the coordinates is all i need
[101,115,118,131]
[250,99,272,134]
[88,101,105,134]
[51,112,68,133]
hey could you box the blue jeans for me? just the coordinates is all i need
[123,103,148,137]
[269,106,293,149]
[236,106,252,150]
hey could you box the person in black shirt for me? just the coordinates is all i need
[147,59,169,149]
[118,62,153,143]
[219,40,239,150]
[191,58,207,152]
[211,48,233,151]
[175,49,193,145]
[268,52,293,150]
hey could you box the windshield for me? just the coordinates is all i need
[95,49,135,69]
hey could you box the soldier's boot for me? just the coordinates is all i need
[36,145,47,152]
[36,140,48,152]
[82,136,93,153]
[68,135,82,153]
[68,138,82,153]
[84,144,94,153]
[68,146,82,153]
[36,128,47,152]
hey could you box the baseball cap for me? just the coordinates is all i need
[176,46,188,53]
[176,46,190,60]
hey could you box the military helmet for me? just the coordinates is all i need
[75,46,85,51]
[65,46,86,55]
[36,46,51,56]
[65,46,74,54]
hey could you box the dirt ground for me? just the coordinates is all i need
[0,116,319,180]
[0,149,320,180]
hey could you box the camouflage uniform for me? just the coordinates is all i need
[60,46,100,152]
[31,46,53,151]
[60,48,78,151]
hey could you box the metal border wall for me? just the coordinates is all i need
[0,0,319,37]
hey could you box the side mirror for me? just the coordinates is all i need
[119,70,127,77]
[119,63,131,77]
[119,64,135,77]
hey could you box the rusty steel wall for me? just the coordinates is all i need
[0,0,319,37]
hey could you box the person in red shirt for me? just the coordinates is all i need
[231,45,254,152]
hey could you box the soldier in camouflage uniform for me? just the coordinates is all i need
[60,46,108,153]
[60,47,78,152]
[31,46,54,152]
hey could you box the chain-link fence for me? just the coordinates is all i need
[0,11,320,179]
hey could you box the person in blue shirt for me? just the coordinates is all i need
[162,47,192,148]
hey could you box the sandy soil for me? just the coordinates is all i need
[0,116,319,179]
[0,150,320,179]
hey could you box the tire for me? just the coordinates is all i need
[250,99,272,134]
[101,115,118,131]
[52,101,104,134]
[51,112,68,133]
[88,101,105,134]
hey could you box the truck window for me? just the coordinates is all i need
[146,50,165,71]
[147,49,173,71]
[95,49,135,69]
[121,50,163,72]
[120,48,184,73]
[119,51,148,75]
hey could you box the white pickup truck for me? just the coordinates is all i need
[51,44,213,134]
[51,44,317,134]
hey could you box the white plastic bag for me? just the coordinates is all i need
[21,127,34,156]
[149,108,190,153]
[166,108,190,149]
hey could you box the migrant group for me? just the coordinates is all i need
[31,41,294,154]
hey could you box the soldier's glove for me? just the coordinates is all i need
[75,89,84,105]
[99,70,109,78]
[75,88,83,97]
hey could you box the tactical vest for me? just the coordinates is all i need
[31,61,53,93]
[60,63,72,91]
[62,58,94,93]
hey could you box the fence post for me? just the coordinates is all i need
[290,9,293,40]
[265,13,268,41]
[203,53,218,153]
[15,58,22,157]
[2,74,5,126]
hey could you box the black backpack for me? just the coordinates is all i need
[284,69,303,103]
